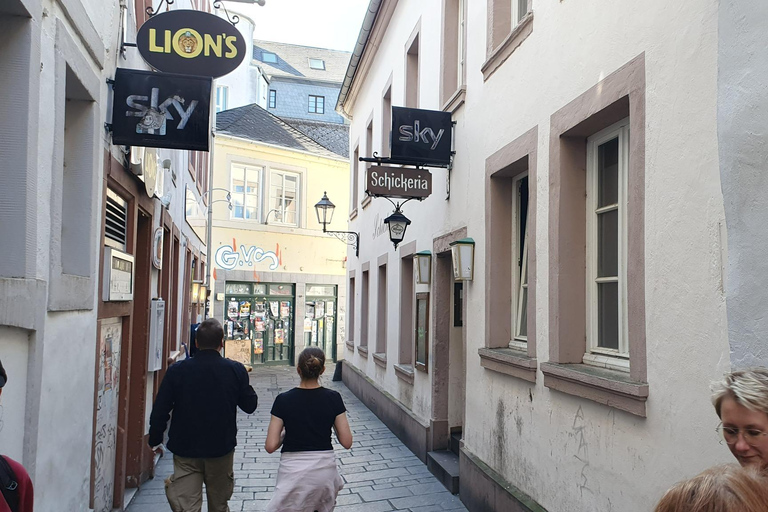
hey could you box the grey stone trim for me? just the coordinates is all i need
[460,445,547,512]
[394,363,414,384]
[341,360,430,463]
[372,351,387,368]
[57,0,106,69]
[478,348,537,382]
[0,278,46,330]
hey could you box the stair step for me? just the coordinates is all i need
[450,431,462,456]
[427,450,460,494]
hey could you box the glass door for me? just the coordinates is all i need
[305,285,337,362]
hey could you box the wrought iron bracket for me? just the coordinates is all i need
[147,0,174,17]
[323,228,360,258]
[213,0,239,25]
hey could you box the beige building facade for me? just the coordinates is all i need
[212,104,350,366]
[338,0,742,511]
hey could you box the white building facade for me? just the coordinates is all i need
[337,0,761,510]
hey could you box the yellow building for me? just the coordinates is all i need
[211,104,350,366]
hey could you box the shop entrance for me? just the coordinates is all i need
[224,282,294,366]
[304,284,338,362]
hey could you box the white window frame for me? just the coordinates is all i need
[269,170,301,227]
[510,172,529,350]
[230,163,263,222]
[268,90,277,109]
[262,52,277,63]
[513,0,529,24]
[584,119,630,372]
[215,85,229,113]
[309,58,325,70]
[457,0,466,86]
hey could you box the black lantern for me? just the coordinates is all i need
[314,191,335,227]
[384,209,411,250]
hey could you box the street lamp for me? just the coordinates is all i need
[449,238,475,281]
[314,192,360,257]
[414,251,432,284]
[384,209,411,250]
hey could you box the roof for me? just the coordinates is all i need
[215,104,345,160]
[252,40,351,84]
[282,117,349,158]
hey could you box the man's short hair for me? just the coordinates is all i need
[196,318,224,350]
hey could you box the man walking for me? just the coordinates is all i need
[149,318,258,512]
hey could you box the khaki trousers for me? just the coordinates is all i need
[165,450,235,512]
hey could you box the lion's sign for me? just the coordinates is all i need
[136,10,246,78]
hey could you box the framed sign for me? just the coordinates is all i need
[111,68,211,151]
[366,165,432,199]
[136,10,247,78]
[391,107,452,167]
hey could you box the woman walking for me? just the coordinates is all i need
[265,347,353,512]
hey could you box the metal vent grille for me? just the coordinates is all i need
[105,189,128,250]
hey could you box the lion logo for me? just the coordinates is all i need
[178,31,198,54]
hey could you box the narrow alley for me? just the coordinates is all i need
[125,365,467,512]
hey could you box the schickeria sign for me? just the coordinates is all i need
[366,166,432,199]
[390,106,452,167]
[111,68,212,151]
[136,10,246,78]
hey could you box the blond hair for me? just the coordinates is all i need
[655,464,768,512]
[711,368,768,417]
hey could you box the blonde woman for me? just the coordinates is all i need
[655,464,768,512]
[265,347,353,512]
[711,368,768,469]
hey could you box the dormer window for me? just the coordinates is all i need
[262,52,277,63]
[309,58,325,70]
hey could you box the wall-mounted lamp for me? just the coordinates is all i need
[384,209,411,250]
[414,251,432,284]
[191,282,201,303]
[314,192,360,257]
[199,285,208,304]
[449,238,475,281]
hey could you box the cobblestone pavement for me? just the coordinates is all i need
[126,364,467,512]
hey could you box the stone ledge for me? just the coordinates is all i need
[478,348,537,383]
[373,352,387,368]
[394,363,414,384]
[345,340,355,350]
[481,12,534,81]
[541,362,648,417]
[357,345,369,358]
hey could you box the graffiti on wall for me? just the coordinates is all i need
[92,318,122,512]
[215,239,280,271]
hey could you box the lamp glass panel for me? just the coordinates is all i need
[459,244,474,280]
[451,246,461,279]
[417,255,431,284]
[389,220,407,241]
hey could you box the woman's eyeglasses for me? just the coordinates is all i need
[716,424,768,446]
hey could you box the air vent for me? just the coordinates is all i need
[105,189,128,251]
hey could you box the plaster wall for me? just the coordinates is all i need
[717,0,768,368]
[344,0,732,510]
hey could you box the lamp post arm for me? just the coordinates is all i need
[322,227,359,258]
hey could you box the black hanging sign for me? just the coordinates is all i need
[390,106,452,167]
[136,10,247,78]
[111,68,212,151]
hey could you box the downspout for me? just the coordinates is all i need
[336,0,383,119]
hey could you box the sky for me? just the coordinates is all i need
[225,0,371,52]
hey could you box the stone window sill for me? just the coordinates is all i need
[357,345,369,358]
[442,86,466,114]
[541,362,649,417]
[478,348,537,383]
[373,352,387,368]
[349,208,358,221]
[361,194,372,209]
[345,339,355,350]
[394,363,414,384]
[481,12,534,81]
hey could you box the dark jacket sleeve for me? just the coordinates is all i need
[236,364,258,414]
[148,365,175,447]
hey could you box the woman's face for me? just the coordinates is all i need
[720,396,768,469]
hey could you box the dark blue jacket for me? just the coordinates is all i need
[148,350,258,458]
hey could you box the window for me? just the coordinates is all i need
[215,85,228,113]
[376,262,387,360]
[405,29,420,108]
[231,164,262,221]
[399,255,414,366]
[268,90,276,109]
[348,276,356,347]
[351,144,359,212]
[309,58,325,70]
[511,174,529,348]
[514,0,529,24]
[585,121,629,368]
[262,51,277,63]
[483,0,533,80]
[415,293,429,371]
[360,269,370,352]
[308,95,325,114]
[441,0,467,107]
[105,189,128,251]
[381,82,392,154]
[269,170,299,226]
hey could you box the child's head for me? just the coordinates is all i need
[297,347,326,381]
[655,464,768,512]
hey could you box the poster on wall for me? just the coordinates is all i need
[228,301,239,320]
[254,317,265,332]
[253,336,263,355]
[304,317,312,332]
[270,301,279,317]
[327,301,335,317]
[315,302,324,319]
[311,321,318,344]
[275,329,285,345]
[306,303,315,319]
[280,301,290,319]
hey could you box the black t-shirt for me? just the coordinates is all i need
[270,387,346,453]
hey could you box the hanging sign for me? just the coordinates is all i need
[366,165,432,199]
[136,10,247,78]
[111,68,211,151]
[390,107,453,167]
